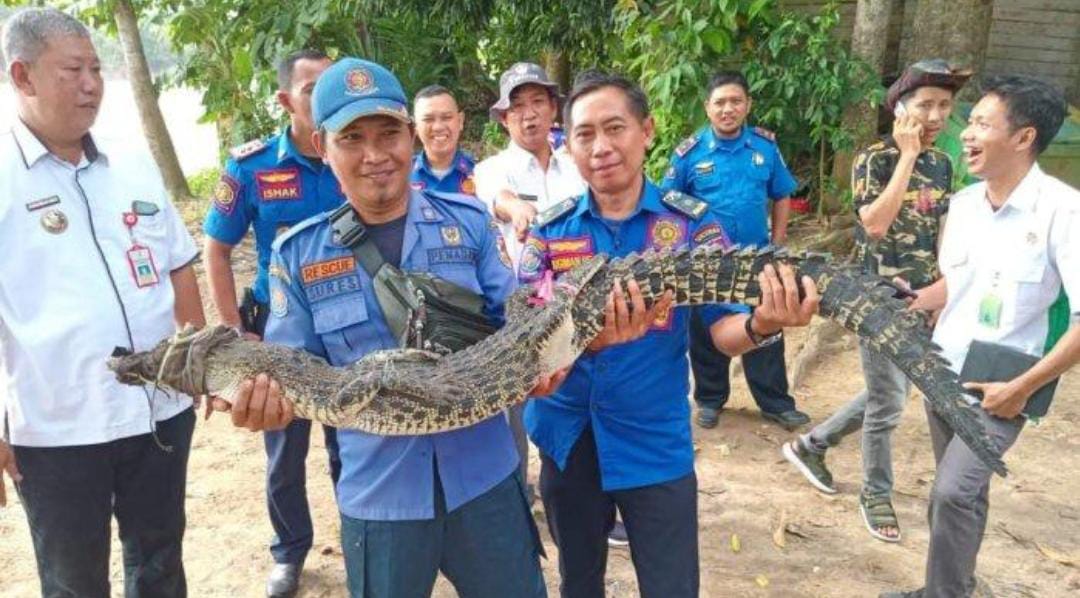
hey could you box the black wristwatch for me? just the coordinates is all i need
[745,312,782,348]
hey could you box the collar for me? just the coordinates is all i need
[993,163,1043,214]
[414,149,472,177]
[706,125,751,152]
[11,118,104,169]
[275,127,320,170]
[506,140,564,172]
[576,177,665,220]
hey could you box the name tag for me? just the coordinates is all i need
[127,245,159,288]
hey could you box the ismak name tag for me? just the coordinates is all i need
[127,245,160,288]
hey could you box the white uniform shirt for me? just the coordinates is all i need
[473,141,586,271]
[0,119,198,447]
[933,164,1080,373]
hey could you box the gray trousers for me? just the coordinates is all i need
[923,399,1024,598]
[804,341,911,496]
[508,404,531,498]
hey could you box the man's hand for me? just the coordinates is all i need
[893,114,923,157]
[0,439,22,507]
[965,380,1030,419]
[751,264,820,333]
[228,373,295,432]
[587,279,674,352]
[495,192,539,241]
[529,367,571,397]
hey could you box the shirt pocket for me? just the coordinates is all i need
[1009,254,1049,320]
[312,295,372,363]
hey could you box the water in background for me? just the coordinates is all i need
[0,79,219,176]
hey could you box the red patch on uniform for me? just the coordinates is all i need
[255,168,302,201]
[547,236,594,273]
[692,223,731,248]
[301,256,356,284]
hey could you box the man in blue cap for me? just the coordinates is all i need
[228,57,556,597]
[201,49,344,597]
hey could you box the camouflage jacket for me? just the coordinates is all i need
[852,138,953,288]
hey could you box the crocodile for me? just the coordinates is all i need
[108,245,1007,476]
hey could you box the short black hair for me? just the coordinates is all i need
[414,84,456,105]
[276,49,329,91]
[980,75,1067,155]
[563,69,650,128]
[706,70,750,97]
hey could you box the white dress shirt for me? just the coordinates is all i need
[0,119,198,447]
[473,141,586,271]
[933,164,1080,373]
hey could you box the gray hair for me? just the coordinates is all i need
[2,8,91,69]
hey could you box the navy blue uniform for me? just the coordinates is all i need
[409,149,476,195]
[661,125,799,416]
[203,129,346,567]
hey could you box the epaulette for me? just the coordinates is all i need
[229,138,268,161]
[535,197,578,228]
[271,210,330,252]
[456,152,477,174]
[661,191,708,220]
[424,189,486,214]
[752,126,776,142]
[674,135,698,157]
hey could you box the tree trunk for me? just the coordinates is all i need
[831,0,894,215]
[542,50,572,93]
[114,0,193,202]
[909,0,992,84]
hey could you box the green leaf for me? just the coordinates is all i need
[701,28,731,54]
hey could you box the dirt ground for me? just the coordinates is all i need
[2,224,1079,598]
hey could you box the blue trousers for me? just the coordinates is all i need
[14,408,195,598]
[540,426,699,598]
[263,418,341,564]
[689,306,795,414]
[339,471,546,598]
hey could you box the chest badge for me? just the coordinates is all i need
[41,208,69,234]
[1025,231,1038,246]
[752,151,765,167]
[441,225,462,246]
[26,195,60,212]
[421,206,438,221]
[460,176,476,196]
[649,216,686,249]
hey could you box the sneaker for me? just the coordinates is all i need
[696,406,720,429]
[762,409,811,430]
[607,521,629,547]
[782,439,837,494]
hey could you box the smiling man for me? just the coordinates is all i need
[410,85,475,195]
[522,70,819,598]
[880,75,1080,598]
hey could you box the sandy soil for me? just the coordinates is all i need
[2,225,1079,598]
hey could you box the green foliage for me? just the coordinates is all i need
[186,165,221,200]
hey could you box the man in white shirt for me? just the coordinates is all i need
[473,62,586,505]
[0,9,205,597]
[881,76,1080,598]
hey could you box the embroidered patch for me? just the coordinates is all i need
[25,195,60,212]
[428,247,478,265]
[519,237,546,278]
[411,181,426,191]
[255,168,302,201]
[345,68,375,96]
[270,286,288,317]
[547,237,593,255]
[692,223,729,248]
[229,138,266,160]
[496,234,512,269]
[648,216,687,250]
[440,225,462,246]
[459,176,476,196]
[304,273,361,303]
[674,135,698,157]
[301,256,357,284]
[693,161,714,175]
[650,302,674,332]
[421,206,438,221]
[213,175,240,215]
[269,262,292,286]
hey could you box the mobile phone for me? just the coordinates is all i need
[893,102,907,118]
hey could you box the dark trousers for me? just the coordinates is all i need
[540,426,699,598]
[14,408,195,598]
[263,419,341,564]
[689,306,795,413]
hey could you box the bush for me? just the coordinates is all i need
[186,166,222,201]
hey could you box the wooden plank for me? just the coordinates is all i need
[993,7,1080,25]
[986,45,1077,63]
[990,20,1080,40]
[984,58,1079,77]
[995,0,1080,12]
[988,33,1080,52]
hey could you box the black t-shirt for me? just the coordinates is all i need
[365,214,407,268]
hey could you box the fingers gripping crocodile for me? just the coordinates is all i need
[109,246,1007,476]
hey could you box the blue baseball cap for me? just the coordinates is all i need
[312,58,411,132]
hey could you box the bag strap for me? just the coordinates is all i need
[329,203,385,276]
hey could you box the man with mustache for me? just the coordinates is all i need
[784,59,970,544]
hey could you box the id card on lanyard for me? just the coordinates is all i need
[123,211,160,288]
[977,271,1002,329]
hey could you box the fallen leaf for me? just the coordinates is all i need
[730,533,741,554]
[755,574,769,588]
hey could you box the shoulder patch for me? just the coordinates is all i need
[534,197,578,228]
[674,135,699,157]
[229,138,268,161]
[752,126,776,142]
[272,211,331,252]
[661,191,709,220]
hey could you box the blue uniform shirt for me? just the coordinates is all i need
[265,189,520,521]
[520,180,746,491]
[203,129,346,304]
[410,149,476,195]
[661,125,798,246]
